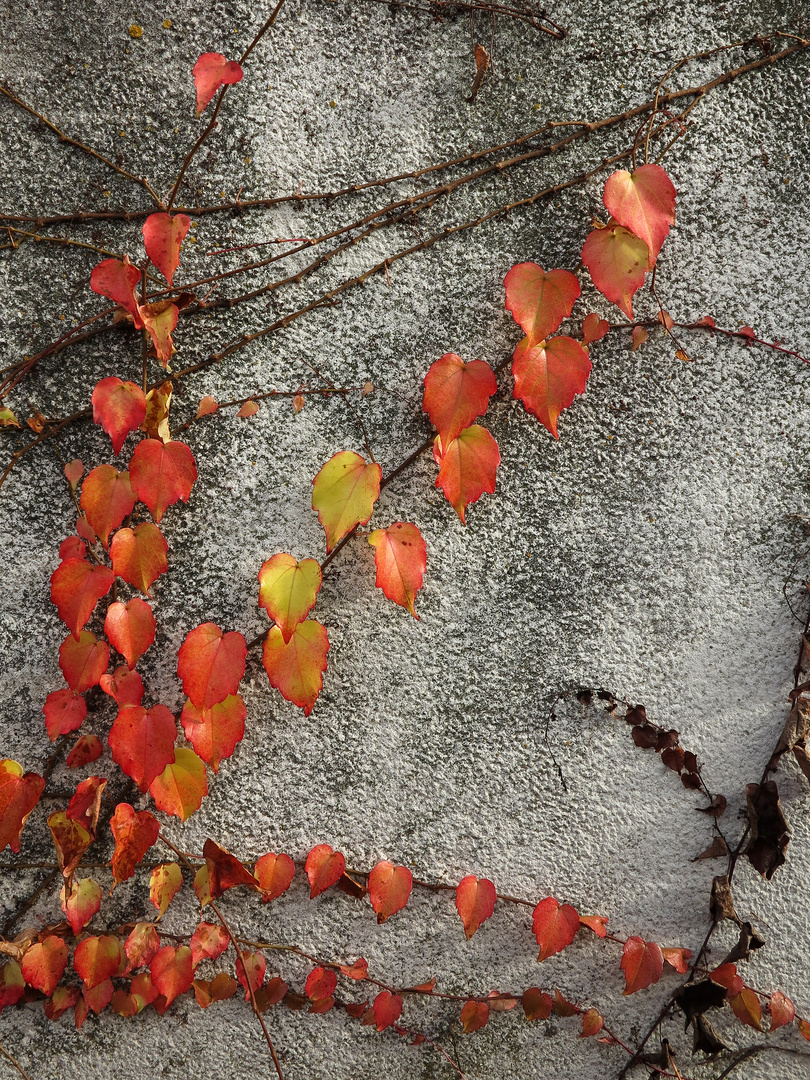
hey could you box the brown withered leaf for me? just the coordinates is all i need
[793,740,810,782]
[691,1014,728,1056]
[466,44,490,104]
[709,874,738,924]
[692,836,728,862]
[768,701,810,771]
[722,921,765,965]
[141,380,173,443]
[656,729,679,751]
[681,771,702,790]
[336,872,367,899]
[283,990,307,1010]
[661,746,685,772]
[625,704,647,726]
[674,980,728,1028]
[744,781,789,880]
[632,724,658,749]
[26,410,47,433]
[696,795,727,818]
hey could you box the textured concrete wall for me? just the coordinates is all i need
[1,0,810,1077]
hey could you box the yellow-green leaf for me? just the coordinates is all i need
[311,451,381,553]
[258,553,322,643]
[149,862,183,917]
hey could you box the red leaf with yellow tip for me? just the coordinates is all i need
[91,377,147,455]
[580,1007,604,1037]
[581,223,650,319]
[21,936,68,997]
[48,810,91,877]
[262,620,329,715]
[100,665,144,707]
[193,52,243,115]
[61,877,102,934]
[367,522,426,618]
[455,875,496,939]
[110,803,160,884]
[90,256,143,327]
[512,335,591,438]
[434,425,499,523]
[66,735,103,769]
[110,522,168,595]
[373,990,402,1031]
[603,163,676,266]
[129,439,197,523]
[105,598,156,668]
[43,689,87,740]
[74,935,124,989]
[0,761,45,853]
[80,465,136,549]
[258,553,322,643]
[620,936,664,995]
[150,863,183,917]
[311,451,382,552]
[44,984,78,1020]
[150,945,194,1008]
[190,923,228,967]
[504,263,580,346]
[460,999,489,1034]
[142,213,191,287]
[180,694,246,772]
[532,897,580,962]
[305,843,345,898]
[203,838,261,898]
[177,623,246,710]
[522,987,552,1021]
[51,559,114,639]
[149,748,208,821]
[109,704,176,793]
[422,352,497,444]
[59,631,110,693]
[368,861,413,924]
[254,852,295,902]
[124,923,161,972]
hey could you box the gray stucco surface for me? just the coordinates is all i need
[1,0,810,1076]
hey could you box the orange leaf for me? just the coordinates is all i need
[150,945,194,1008]
[124,923,161,972]
[109,803,160,884]
[434,424,499,523]
[180,694,246,772]
[258,553,322,643]
[42,689,87,740]
[511,334,591,438]
[305,843,345,898]
[50,560,114,640]
[532,897,580,962]
[455,875,496,940]
[798,1017,810,1042]
[237,399,259,418]
[339,958,369,981]
[0,962,24,1010]
[104,598,156,668]
[142,213,191,287]
[196,395,219,418]
[91,376,147,455]
[74,935,124,989]
[66,775,107,836]
[368,861,413,923]
[100,664,144,707]
[44,984,79,1020]
[504,263,580,346]
[581,223,650,319]
[129,438,197,523]
[662,946,691,974]
[254,852,295,902]
[177,623,247,710]
[90,257,143,328]
[367,522,426,619]
[580,1007,604,1037]
[80,465,135,548]
[0,761,45,854]
[582,313,609,345]
[48,810,90,877]
[203,838,261,898]
[150,863,183,917]
[620,936,664,995]
[631,325,648,351]
[59,631,110,693]
[603,163,676,266]
[61,877,102,934]
[237,952,266,1000]
[140,301,179,367]
[108,704,177,793]
[422,352,497,444]
[768,990,795,1031]
[579,914,609,938]
[460,999,489,1033]
[262,620,329,715]
[311,451,382,553]
[66,735,102,769]
[21,936,68,997]
[110,523,168,595]
[189,923,228,967]
[149,748,208,821]
[193,52,243,115]
[194,973,238,1008]
[728,986,763,1030]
